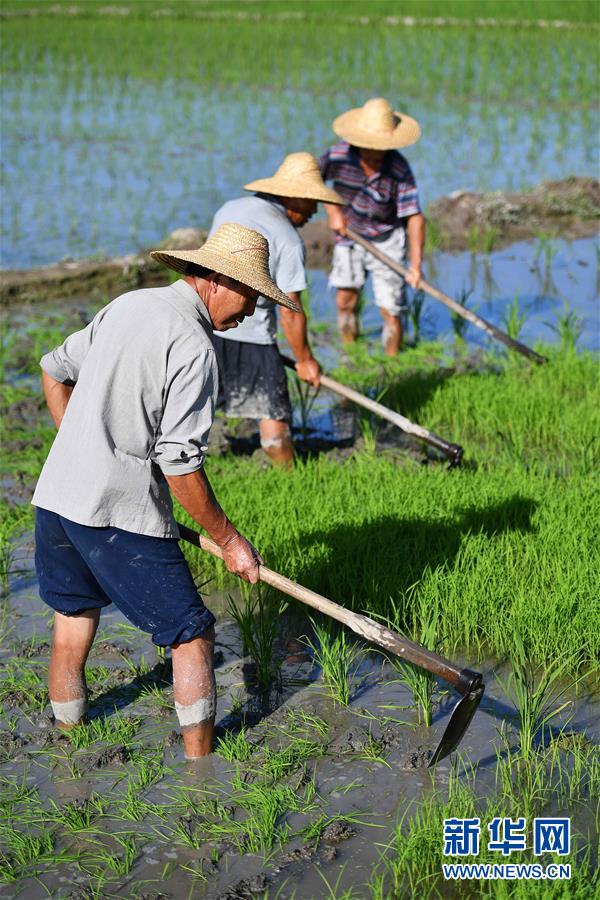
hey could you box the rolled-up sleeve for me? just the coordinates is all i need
[154,349,217,476]
[40,319,97,384]
[277,242,308,294]
[395,160,421,219]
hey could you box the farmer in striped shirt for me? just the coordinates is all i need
[319,98,425,355]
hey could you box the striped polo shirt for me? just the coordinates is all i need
[319,141,421,241]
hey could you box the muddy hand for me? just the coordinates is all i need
[220,531,263,583]
[295,356,321,387]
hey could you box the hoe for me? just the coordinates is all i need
[281,354,463,467]
[179,523,485,767]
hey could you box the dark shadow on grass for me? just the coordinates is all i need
[292,495,538,627]
[376,366,457,422]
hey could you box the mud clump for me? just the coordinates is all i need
[400,745,434,769]
[165,729,182,747]
[75,743,130,774]
[279,843,318,865]
[0,731,28,760]
[15,639,51,658]
[327,725,372,754]
[218,873,270,898]
[321,819,357,844]
[428,177,599,251]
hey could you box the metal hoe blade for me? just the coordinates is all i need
[428,682,485,767]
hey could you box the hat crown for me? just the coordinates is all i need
[275,151,320,180]
[360,97,397,133]
[203,223,270,277]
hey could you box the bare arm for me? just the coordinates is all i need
[323,202,347,236]
[42,370,74,429]
[279,294,320,387]
[406,212,426,289]
[165,469,262,583]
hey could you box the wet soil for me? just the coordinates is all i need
[1,177,596,305]
[2,541,598,899]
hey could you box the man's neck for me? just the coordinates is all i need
[183,276,214,322]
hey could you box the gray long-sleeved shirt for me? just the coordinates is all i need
[32,279,218,538]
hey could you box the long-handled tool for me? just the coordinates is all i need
[178,523,484,766]
[280,354,463,467]
[346,227,546,366]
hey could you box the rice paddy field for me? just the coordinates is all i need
[1,1,599,898]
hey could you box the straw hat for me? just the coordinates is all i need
[333,97,421,150]
[243,152,344,205]
[150,223,301,311]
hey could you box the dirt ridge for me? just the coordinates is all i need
[1,177,597,305]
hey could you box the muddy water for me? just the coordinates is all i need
[1,536,598,899]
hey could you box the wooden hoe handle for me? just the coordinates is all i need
[346,227,546,365]
[178,522,481,695]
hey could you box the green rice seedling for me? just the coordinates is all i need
[84,833,137,878]
[466,224,480,254]
[407,289,427,346]
[260,737,325,781]
[215,726,255,762]
[501,294,529,341]
[450,288,473,345]
[358,414,378,456]
[534,230,559,269]
[127,746,168,788]
[227,584,286,689]
[481,225,498,255]
[359,735,390,767]
[0,829,57,883]
[496,633,579,760]
[66,714,141,750]
[288,372,320,442]
[385,593,441,727]
[47,794,105,833]
[113,781,156,822]
[227,776,298,855]
[546,301,583,352]
[304,619,364,706]
[284,708,330,739]
[0,658,47,714]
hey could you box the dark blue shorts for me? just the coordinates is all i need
[35,508,215,647]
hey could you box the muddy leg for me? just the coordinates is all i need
[48,609,100,729]
[381,310,403,356]
[336,289,359,343]
[172,626,216,759]
[259,419,293,467]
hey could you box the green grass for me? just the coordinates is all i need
[1,1,597,23]
[3,13,595,106]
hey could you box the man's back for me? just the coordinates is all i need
[33,281,218,537]
[210,195,306,345]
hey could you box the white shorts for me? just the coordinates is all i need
[329,227,408,316]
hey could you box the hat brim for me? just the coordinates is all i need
[243,177,345,206]
[150,248,301,312]
[333,109,421,150]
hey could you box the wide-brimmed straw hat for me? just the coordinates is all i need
[150,223,301,311]
[244,152,344,205]
[333,97,421,150]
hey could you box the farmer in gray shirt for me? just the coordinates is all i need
[32,223,298,759]
[210,153,344,465]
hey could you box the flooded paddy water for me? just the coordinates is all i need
[1,2,599,898]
